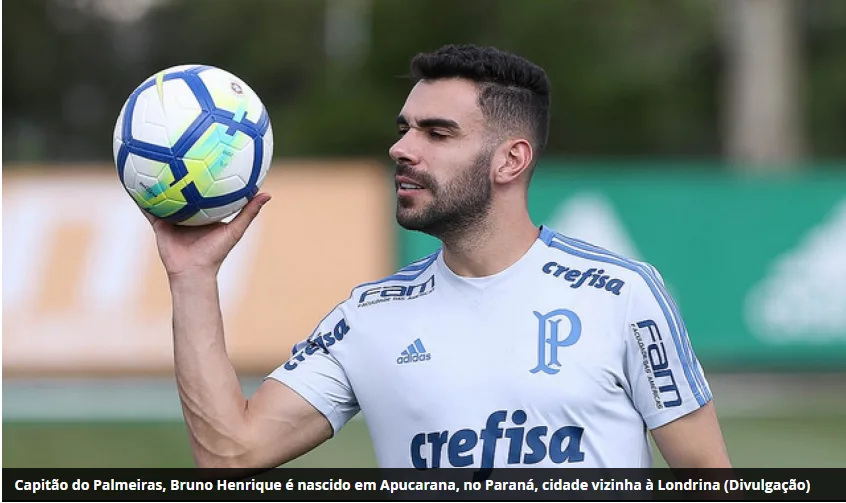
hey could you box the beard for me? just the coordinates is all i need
[395,145,494,239]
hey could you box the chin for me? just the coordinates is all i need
[396,199,422,220]
[396,213,421,231]
[396,209,430,232]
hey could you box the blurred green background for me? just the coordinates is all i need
[5,374,846,468]
[4,0,846,468]
[5,416,846,468]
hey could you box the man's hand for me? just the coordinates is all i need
[143,193,271,278]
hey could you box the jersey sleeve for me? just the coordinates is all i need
[622,265,713,429]
[265,304,359,435]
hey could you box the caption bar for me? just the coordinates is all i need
[4,468,840,502]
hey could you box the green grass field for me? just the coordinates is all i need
[5,414,846,468]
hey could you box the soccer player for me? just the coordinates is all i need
[146,44,731,469]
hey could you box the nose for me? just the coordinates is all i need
[389,133,420,166]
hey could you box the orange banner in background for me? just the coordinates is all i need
[3,162,395,376]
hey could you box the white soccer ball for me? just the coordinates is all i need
[113,65,273,225]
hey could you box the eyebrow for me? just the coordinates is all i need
[396,115,461,131]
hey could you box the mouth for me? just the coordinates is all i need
[395,176,426,194]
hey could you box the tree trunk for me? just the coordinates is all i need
[722,0,805,170]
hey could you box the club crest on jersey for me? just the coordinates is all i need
[542,262,625,296]
[531,309,582,375]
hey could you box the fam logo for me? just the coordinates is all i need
[284,318,350,371]
[531,309,582,375]
[631,320,681,408]
[358,275,435,307]
[542,262,625,296]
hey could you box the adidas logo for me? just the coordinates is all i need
[396,338,431,365]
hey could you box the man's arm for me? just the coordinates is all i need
[170,272,332,468]
[621,263,732,469]
[651,401,731,468]
[146,194,336,468]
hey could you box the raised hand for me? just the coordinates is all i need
[144,193,271,279]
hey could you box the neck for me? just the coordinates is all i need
[439,208,539,278]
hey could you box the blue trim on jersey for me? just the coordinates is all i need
[557,232,711,404]
[355,250,441,290]
[642,262,709,399]
[288,250,441,356]
[544,228,707,394]
[544,231,709,406]
[550,232,710,405]
[399,260,435,273]
[289,252,439,358]
[405,253,437,267]
[539,225,556,246]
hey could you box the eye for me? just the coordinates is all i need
[397,127,409,137]
[428,130,448,140]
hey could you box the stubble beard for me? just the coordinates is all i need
[395,147,494,241]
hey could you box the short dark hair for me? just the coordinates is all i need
[409,44,551,160]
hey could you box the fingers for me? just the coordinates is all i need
[227,192,272,241]
[137,205,158,225]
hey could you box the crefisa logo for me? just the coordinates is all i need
[542,262,625,296]
[410,409,585,468]
[284,318,350,371]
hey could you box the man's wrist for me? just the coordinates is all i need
[168,267,219,291]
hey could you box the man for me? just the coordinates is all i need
[146,44,731,469]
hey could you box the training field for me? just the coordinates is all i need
[4,374,845,468]
[4,415,846,468]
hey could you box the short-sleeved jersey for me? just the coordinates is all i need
[267,226,712,468]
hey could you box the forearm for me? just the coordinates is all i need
[653,402,732,469]
[169,271,250,466]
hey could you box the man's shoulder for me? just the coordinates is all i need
[291,251,442,355]
[536,226,664,295]
[343,249,442,311]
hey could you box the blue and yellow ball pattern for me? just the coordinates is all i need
[113,65,273,225]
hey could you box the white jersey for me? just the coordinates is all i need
[267,226,712,468]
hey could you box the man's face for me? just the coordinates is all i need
[389,78,495,238]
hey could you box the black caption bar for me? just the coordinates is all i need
[3,468,844,502]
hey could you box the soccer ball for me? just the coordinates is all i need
[113,65,273,225]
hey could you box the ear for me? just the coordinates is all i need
[493,139,534,185]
